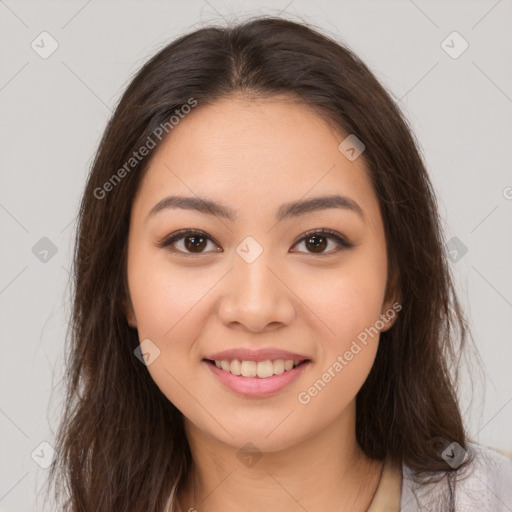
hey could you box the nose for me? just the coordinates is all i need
[216,254,297,333]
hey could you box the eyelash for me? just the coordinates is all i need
[157,228,354,257]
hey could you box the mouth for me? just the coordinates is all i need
[202,357,312,397]
[203,358,310,378]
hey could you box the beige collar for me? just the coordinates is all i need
[367,457,402,512]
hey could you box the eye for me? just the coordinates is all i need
[158,229,221,256]
[290,228,354,255]
[158,228,354,257]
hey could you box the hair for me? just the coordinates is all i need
[45,14,478,512]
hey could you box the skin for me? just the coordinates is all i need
[125,94,399,512]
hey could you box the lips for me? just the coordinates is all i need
[202,348,312,396]
[206,358,307,378]
[204,348,310,363]
[204,357,311,397]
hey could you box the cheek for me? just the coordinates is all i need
[127,248,217,417]
[293,264,385,420]
[303,252,388,352]
[127,246,216,341]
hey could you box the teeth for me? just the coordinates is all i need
[230,359,241,375]
[273,359,284,375]
[212,359,304,378]
[240,360,257,377]
[256,360,273,378]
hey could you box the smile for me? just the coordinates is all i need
[210,359,304,378]
[204,358,311,397]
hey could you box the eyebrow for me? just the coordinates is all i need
[146,194,365,223]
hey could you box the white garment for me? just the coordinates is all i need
[400,443,512,511]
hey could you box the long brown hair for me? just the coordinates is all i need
[45,15,476,511]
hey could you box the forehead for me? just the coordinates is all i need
[132,95,380,230]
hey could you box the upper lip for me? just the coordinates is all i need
[204,348,310,363]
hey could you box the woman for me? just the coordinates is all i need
[46,16,512,512]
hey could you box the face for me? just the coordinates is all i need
[125,95,398,453]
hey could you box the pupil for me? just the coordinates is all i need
[306,235,326,253]
[185,235,206,252]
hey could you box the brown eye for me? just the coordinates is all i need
[291,229,353,255]
[183,234,208,253]
[305,234,328,253]
[159,230,221,255]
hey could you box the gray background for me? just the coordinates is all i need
[1,0,511,510]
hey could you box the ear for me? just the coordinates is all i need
[379,298,402,332]
[379,270,402,332]
[123,296,138,329]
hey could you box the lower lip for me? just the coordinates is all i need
[204,360,311,397]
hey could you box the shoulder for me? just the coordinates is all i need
[400,442,512,511]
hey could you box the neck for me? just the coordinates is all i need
[177,401,384,512]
